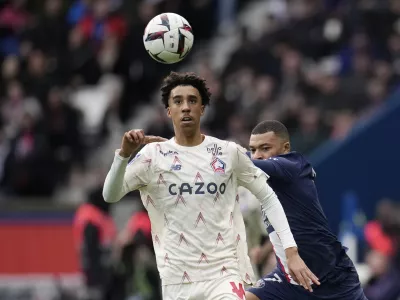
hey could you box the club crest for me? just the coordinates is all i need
[210,157,226,174]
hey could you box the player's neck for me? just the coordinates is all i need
[174,130,204,147]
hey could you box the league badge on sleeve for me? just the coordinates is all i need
[211,157,226,174]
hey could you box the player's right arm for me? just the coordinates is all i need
[102,130,166,203]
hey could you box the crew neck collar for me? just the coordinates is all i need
[170,134,209,151]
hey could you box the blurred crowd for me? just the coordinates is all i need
[1,0,400,197]
[0,0,243,198]
[187,0,400,152]
[151,0,400,150]
[362,199,400,300]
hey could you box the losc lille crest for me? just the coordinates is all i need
[210,157,226,174]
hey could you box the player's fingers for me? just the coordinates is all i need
[300,270,314,292]
[125,132,133,143]
[307,269,320,285]
[289,271,298,284]
[295,271,310,292]
[137,130,145,144]
[142,135,156,144]
[155,136,168,142]
[129,130,140,144]
[144,136,167,144]
[306,268,319,285]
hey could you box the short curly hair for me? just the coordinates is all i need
[160,71,211,108]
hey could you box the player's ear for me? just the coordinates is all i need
[284,141,290,153]
[166,107,171,118]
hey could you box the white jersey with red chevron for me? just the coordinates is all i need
[122,135,259,285]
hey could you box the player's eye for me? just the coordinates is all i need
[174,100,181,104]
[262,147,270,151]
[189,99,197,104]
[250,149,255,153]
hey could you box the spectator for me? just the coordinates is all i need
[44,86,84,181]
[114,202,161,300]
[73,187,117,300]
[363,200,400,300]
[78,0,127,44]
[28,0,68,57]
[2,112,56,196]
[0,0,31,56]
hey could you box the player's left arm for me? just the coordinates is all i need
[232,144,320,291]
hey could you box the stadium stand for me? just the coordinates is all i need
[0,0,398,199]
[0,0,399,299]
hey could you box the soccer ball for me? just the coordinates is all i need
[143,13,194,64]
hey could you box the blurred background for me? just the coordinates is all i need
[0,0,400,299]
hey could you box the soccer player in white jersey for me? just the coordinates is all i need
[102,72,319,300]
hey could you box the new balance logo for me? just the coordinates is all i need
[171,164,181,170]
[170,156,182,171]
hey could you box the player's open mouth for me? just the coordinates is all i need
[181,117,193,123]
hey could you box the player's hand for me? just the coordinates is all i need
[285,247,320,292]
[144,135,168,143]
[119,129,167,158]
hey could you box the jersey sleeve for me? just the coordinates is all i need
[232,144,269,188]
[103,145,154,203]
[231,143,297,250]
[251,157,299,181]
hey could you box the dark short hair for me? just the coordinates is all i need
[160,71,211,108]
[251,120,290,141]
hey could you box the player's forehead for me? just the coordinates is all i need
[249,131,279,147]
[170,85,201,99]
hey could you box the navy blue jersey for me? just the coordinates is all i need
[252,152,350,282]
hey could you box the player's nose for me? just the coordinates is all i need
[181,100,190,112]
[254,150,264,160]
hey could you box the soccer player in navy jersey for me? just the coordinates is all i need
[246,120,368,300]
